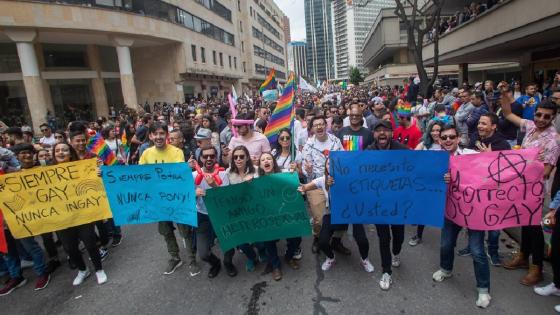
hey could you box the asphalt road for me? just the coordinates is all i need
[1,224,558,315]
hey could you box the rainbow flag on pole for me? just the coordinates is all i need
[86,132,118,166]
[264,72,296,143]
[259,68,277,94]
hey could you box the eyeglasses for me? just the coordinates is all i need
[201,154,216,159]
[535,112,553,120]
[279,136,290,141]
[440,135,458,141]
[349,114,361,118]
[189,115,196,119]
[233,154,246,160]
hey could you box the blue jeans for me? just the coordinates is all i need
[440,218,490,291]
[487,230,500,256]
[263,240,280,269]
[3,229,46,278]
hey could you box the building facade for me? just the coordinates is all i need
[0,0,288,131]
[331,0,394,80]
[304,0,335,82]
[288,41,307,78]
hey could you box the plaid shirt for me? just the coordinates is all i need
[521,119,560,166]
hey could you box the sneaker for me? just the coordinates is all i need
[361,258,374,273]
[432,269,452,282]
[321,257,336,271]
[245,259,256,272]
[487,252,502,267]
[272,268,282,281]
[73,269,91,286]
[163,258,183,275]
[379,273,392,290]
[476,292,491,308]
[99,248,109,262]
[535,283,560,296]
[188,261,201,277]
[111,235,123,247]
[286,258,300,270]
[457,247,471,257]
[0,277,27,296]
[408,235,422,246]
[95,270,107,285]
[293,247,303,260]
[34,273,50,291]
[208,263,221,278]
[20,260,33,269]
[555,305,560,313]
[391,255,401,268]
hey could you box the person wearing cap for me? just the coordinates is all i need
[393,101,422,149]
[194,128,222,165]
[226,113,271,166]
[0,143,50,296]
[365,120,408,291]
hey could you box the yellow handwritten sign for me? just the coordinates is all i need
[0,159,112,238]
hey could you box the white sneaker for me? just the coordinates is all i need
[361,258,374,273]
[321,257,335,271]
[20,260,34,269]
[535,283,560,296]
[554,304,560,313]
[476,292,491,308]
[432,269,452,282]
[379,273,392,290]
[95,270,107,285]
[391,255,401,268]
[73,269,91,286]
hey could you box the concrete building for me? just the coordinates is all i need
[361,6,520,87]
[304,0,335,82]
[282,15,291,43]
[0,0,288,131]
[331,0,394,80]
[288,41,307,78]
[422,0,559,87]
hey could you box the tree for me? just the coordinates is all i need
[393,0,445,98]
[349,66,364,86]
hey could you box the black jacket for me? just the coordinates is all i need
[365,140,409,151]
[478,132,511,151]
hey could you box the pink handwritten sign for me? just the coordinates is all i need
[445,149,544,230]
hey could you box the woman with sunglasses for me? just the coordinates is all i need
[272,128,302,174]
[52,142,108,285]
[226,146,266,272]
[409,120,444,246]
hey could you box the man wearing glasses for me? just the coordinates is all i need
[38,123,56,148]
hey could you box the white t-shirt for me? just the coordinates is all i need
[39,135,56,147]
[312,176,330,215]
[272,149,303,172]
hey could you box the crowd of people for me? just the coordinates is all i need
[1,73,560,311]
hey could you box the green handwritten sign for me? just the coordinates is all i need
[204,172,310,251]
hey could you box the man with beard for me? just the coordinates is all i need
[226,113,271,166]
[337,104,374,150]
[365,120,408,291]
[139,122,191,276]
[516,82,540,120]
[188,144,231,278]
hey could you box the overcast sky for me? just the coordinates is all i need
[274,0,306,42]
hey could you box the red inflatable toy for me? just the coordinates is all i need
[194,163,224,186]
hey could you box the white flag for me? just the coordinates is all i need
[299,77,317,93]
[231,85,238,103]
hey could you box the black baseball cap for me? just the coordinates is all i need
[373,120,393,131]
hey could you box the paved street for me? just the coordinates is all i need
[1,224,558,315]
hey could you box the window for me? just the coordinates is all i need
[191,44,197,62]
[194,0,232,22]
[213,50,217,65]
[176,8,234,46]
[234,57,237,69]
[250,7,252,17]
[243,61,246,73]
[219,52,223,67]
[201,47,206,63]
[228,55,232,68]
[241,41,244,52]
[238,0,240,11]
[43,44,88,68]
[240,21,243,33]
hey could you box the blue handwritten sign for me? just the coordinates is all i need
[101,163,197,227]
[329,150,449,227]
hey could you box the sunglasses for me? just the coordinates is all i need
[535,112,553,120]
[279,136,291,141]
[41,128,49,132]
[233,154,246,160]
[55,135,63,139]
[440,135,458,141]
[201,154,216,159]
[189,116,196,119]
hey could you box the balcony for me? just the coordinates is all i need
[423,0,560,65]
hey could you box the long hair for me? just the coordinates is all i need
[202,114,217,132]
[423,120,443,149]
[273,128,292,159]
[52,142,80,164]
[257,152,281,176]
[229,145,255,175]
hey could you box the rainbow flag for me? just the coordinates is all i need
[86,132,118,166]
[120,131,129,157]
[264,72,296,143]
[342,135,363,151]
[259,68,277,94]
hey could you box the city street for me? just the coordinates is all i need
[1,224,557,315]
